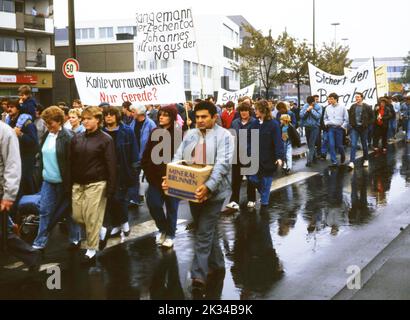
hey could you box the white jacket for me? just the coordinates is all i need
[0,121,22,201]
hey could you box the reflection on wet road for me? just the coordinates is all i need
[1,144,409,300]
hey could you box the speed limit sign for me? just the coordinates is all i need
[62,58,80,79]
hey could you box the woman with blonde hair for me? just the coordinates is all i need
[68,108,85,134]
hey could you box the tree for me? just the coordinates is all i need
[279,32,314,105]
[233,24,287,99]
[316,43,352,75]
[402,51,410,84]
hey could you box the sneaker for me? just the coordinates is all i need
[363,160,369,167]
[155,232,166,245]
[110,226,121,238]
[329,162,338,168]
[129,199,142,206]
[225,201,240,211]
[348,162,355,170]
[247,201,256,209]
[161,237,174,248]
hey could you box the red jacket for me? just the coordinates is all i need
[221,110,236,129]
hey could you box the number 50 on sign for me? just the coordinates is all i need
[62,58,80,79]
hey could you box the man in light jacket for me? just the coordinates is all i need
[324,93,349,167]
[162,100,234,298]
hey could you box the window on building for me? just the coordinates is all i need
[118,26,134,35]
[201,65,206,77]
[235,31,239,43]
[99,27,113,39]
[161,60,168,69]
[192,62,198,76]
[223,24,234,40]
[224,68,235,82]
[235,71,239,81]
[207,66,212,79]
[223,46,234,60]
[0,37,17,52]
[0,0,14,12]
[184,60,191,89]
[149,60,157,70]
[137,60,146,70]
[76,28,95,40]
[387,66,404,73]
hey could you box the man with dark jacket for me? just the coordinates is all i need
[225,102,257,211]
[6,99,38,197]
[248,100,284,209]
[347,92,374,169]
[101,106,139,243]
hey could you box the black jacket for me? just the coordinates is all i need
[71,129,117,196]
[39,128,73,194]
[374,105,393,128]
[348,103,374,128]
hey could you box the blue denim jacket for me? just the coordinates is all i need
[173,124,234,202]
[300,103,322,128]
[129,117,157,162]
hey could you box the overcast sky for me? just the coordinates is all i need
[54,0,410,59]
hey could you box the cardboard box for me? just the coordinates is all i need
[165,161,213,202]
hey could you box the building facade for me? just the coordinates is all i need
[0,0,55,106]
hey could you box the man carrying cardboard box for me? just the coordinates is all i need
[162,100,234,298]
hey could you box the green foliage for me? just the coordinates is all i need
[402,51,410,84]
[233,26,352,100]
[316,43,352,75]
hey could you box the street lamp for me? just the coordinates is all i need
[313,0,316,63]
[331,22,340,50]
[341,38,349,46]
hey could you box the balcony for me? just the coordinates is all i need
[0,11,16,29]
[0,51,18,69]
[23,14,54,33]
[25,52,55,71]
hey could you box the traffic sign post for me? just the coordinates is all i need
[62,58,80,79]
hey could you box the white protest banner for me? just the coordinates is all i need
[345,65,388,97]
[216,84,255,105]
[135,8,196,61]
[73,68,185,106]
[309,59,377,108]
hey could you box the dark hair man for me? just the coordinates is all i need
[162,100,234,298]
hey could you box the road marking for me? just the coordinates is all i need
[271,171,319,192]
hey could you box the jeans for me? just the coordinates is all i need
[388,118,397,139]
[127,168,141,203]
[189,200,225,283]
[321,130,329,156]
[146,184,180,238]
[328,127,345,164]
[283,141,293,170]
[350,127,369,163]
[230,164,256,204]
[407,120,410,140]
[305,127,320,163]
[33,181,81,248]
[248,175,273,206]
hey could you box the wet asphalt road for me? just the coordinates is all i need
[1,141,409,300]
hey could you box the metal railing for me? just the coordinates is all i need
[26,51,46,68]
[24,14,45,31]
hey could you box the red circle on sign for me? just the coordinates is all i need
[62,58,80,79]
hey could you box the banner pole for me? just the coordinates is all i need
[373,57,379,101]
[190,9,204,99]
